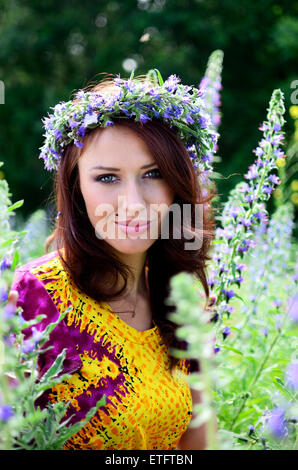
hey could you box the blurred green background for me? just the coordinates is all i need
[0,0,297,226]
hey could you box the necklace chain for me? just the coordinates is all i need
[111,262,149,318]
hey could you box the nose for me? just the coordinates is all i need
[117,183,148,221]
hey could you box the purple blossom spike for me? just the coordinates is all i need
[288,293,298,323]
[285,362,298,389]
[222,326,231,339]
[266,407,287,438]
[0,288,8,302]
[0,257,12,272]
[0,405,14,422]
[3,303,16,320]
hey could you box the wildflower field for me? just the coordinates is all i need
[0,51,297,450]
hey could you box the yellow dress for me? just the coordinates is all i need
[12,250,193,450]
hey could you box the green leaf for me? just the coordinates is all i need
[54,396,106,448]
[8,199,24,211]
[35,372,73,393]
[233,293,246,303]
[41,307,73,341]
[221,345,243,355]
[1,238,16,247]
[154,68,164,86]
[38,349,67,385]
[11,249,20,270]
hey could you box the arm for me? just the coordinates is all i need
[176,387,217,450]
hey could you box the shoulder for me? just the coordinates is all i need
[12,249,64,284]
[11,249,69,326]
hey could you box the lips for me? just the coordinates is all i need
[115,220,150,227]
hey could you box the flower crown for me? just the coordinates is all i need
[39,69,219,173]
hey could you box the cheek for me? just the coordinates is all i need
[81,183,118,233]
[80,181,104,225]
[155,183,175,207]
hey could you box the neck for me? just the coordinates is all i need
[115,251,149,301]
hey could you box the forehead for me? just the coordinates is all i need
[78,125,154,167]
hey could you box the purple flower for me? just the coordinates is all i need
[268,174,281,185]
[262,328,268,337]
[273,299,282,308]
[288,294,298,323]
[185,114,195,124]
[31,327,43,345]
[222,326,231,339]
[83,112,99,127]
[0,288,8,303]
[262,185,274,195]
[54,129,63,139]
[259,122,269,131]
[76,125,86,137]
[245,164,259,180]
[248,424,255,435]
[21,339,35,354]
[164,74,181,92]
[75,90,86,100]
[266,407,287,438]
[0,257,12,272]
[198,117,208,129]
[244,194,256,204]
[2,303,16,320]
[0,405,14,422]
[285,362,298,389]
[252,211,268,222]
[222,289,235,301]
[236,263,246,272]
[139,113,151,123]
[273,123,281,132]
[74,140,84,148]
[253,146,264,157]
[274,148,285,159]
[272,134,284,146]
[214,347,221,354]
[69,119,80,129]
[239,217,252,228]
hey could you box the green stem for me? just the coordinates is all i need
[230,330,281,431]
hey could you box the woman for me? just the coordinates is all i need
[9,71,217,450]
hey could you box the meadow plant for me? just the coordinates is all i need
[1,50,297,450]
[0,163,105,449]
[206,88,287,332]
[16,209,50,265]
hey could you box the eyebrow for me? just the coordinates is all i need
[89,162,157,172]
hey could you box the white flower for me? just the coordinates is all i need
[83,112,99,127]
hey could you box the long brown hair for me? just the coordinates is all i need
[45,75,217,373]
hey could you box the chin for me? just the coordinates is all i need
[103,238,156,255]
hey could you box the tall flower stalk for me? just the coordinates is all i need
[200,49,224,134]
[166,272,218,450]
[228,202,295,347]
[198,49,224,189]
[206,89,286,333]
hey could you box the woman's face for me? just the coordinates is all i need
[78,125,175,255]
